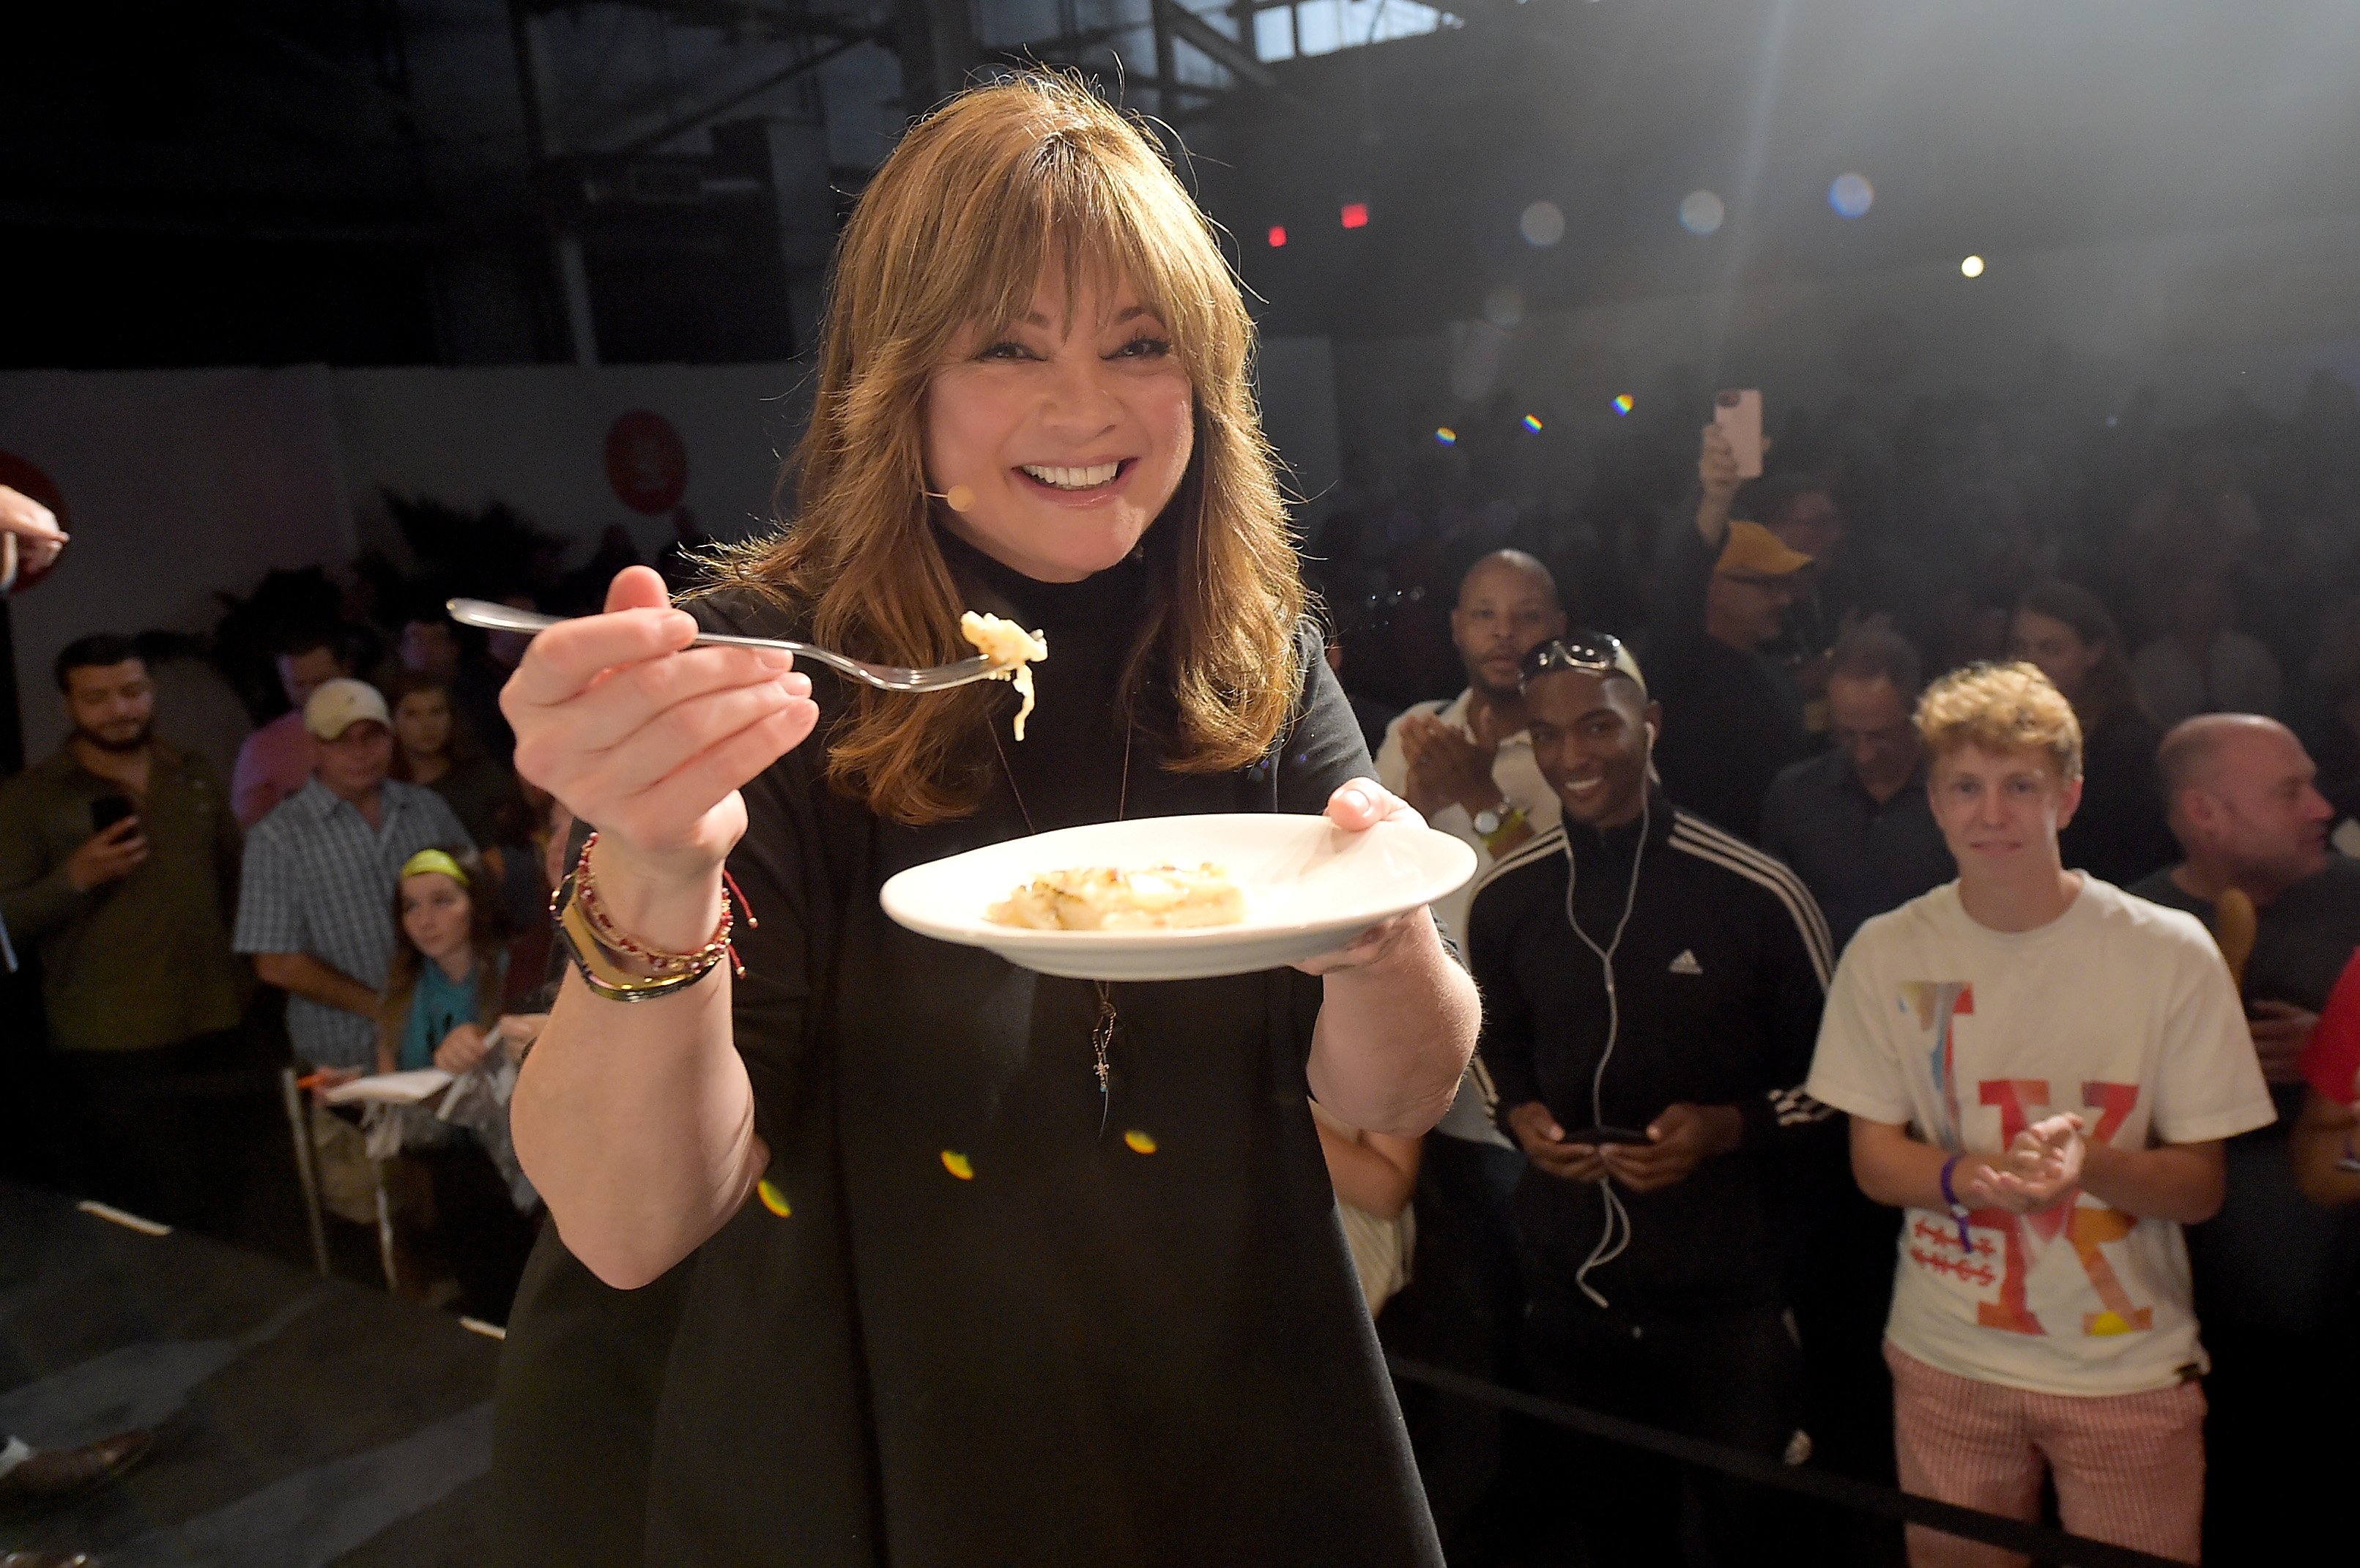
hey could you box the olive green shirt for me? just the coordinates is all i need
[0,741,246,1052]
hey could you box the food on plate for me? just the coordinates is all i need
[985,863,1247,931]
[961,612,1049,741]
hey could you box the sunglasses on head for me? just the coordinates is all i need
[1520,632,1639,687]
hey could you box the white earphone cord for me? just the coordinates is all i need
[1565,788,1650,1310]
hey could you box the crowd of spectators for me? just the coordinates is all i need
[0,499,634,1325]
[1311,371,2360,1565]
[4,368,2360,1564]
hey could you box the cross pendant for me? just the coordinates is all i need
[1091,992,1118,1134]
[1091,999,1117,1093]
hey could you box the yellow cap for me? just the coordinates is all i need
[1715,520,1814,579]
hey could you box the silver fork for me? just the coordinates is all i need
[446,598,1004,693]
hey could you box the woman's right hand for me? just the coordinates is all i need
[503,565,819,911]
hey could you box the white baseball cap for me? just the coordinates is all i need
[303,677,392,741]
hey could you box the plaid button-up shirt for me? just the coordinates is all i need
[233,777,472,1069]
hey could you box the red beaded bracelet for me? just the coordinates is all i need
[563,831,754,981]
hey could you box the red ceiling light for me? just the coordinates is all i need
[1267,224,1288,248]
[1340,202,1369,230]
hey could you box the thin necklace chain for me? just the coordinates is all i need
[987,713,1134,1138]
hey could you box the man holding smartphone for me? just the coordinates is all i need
[1467,633,1836,1566]
[0,633,247,1229]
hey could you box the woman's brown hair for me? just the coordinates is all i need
[710,71,1305,825]
[383,670,478,781]
[2015,580,2148,731]
[376,846,515,1070]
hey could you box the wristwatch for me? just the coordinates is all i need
[1472,804,1527,852]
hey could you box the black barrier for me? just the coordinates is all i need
[1385,1356,2186,1568]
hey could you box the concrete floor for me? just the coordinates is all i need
[0,1181,501,1565]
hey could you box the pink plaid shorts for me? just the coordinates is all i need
[1885,1342,2205,1566]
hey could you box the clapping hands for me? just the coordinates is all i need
[1396,712,1501,821]
[1960,1112,2086,1214]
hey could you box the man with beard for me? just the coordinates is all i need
[0,633,246,1227]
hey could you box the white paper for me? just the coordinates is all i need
[324,1068,453,1105]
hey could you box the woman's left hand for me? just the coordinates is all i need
[1294,779,1431,976]
[434,1022,491,1077]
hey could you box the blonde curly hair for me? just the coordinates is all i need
[1915,661,2084,783]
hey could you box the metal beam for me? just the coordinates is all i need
[1149,0,1276,89]
[1001,21,1138,57]
[224,15,420,127]
[898,0,979,115]
[606,33,874,159]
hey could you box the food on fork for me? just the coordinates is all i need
[986,863,1247,931]
[961,612,1050,740]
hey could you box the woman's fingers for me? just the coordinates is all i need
[606,705,817,842]
[1324,777,1422,833]
[603,563,670,614]
[587,678,812,800]
[499,564,823,861]
[502,606,700,710]
[525,647,801,770]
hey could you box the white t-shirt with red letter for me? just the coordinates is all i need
[1806,877,2275,1397]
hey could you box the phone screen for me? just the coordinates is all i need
[1714,388,1765,480]
[1564,1125,1651,1147]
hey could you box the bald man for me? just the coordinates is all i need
[2128,713,2360,1560]
[1378,549,1568,942]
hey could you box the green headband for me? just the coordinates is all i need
[401,848,470,888]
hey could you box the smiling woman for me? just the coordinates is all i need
[493,70,1473,1568]
[710,70,1303,826]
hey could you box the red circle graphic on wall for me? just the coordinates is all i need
[605,411,689,516]
[0,451,70,593]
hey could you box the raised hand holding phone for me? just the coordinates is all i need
[1714,389,1765,480]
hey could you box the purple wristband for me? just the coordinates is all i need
[1938,1155,1974,1250]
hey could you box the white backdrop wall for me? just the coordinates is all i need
[0,367,362,759]
[333,363,815,562]
[0,342,1343,761]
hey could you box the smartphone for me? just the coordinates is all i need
[1563,1125,1651,1146]
[1714,388,1765,480]
[90,794,137,834]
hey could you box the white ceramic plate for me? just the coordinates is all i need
[878,813,1478,981]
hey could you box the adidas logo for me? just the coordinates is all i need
[1668,950,1704,976]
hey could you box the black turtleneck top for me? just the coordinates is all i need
[492,530,1442,1567]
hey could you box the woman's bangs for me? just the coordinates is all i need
[947,142,1212,374]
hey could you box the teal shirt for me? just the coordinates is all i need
[401,957,496,1071]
